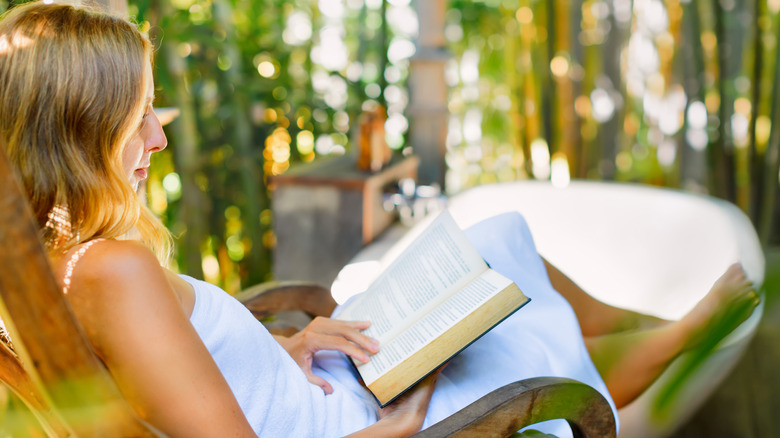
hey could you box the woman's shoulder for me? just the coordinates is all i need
[69,239,162,279]
[60,238,164,291]
[61,239,185,356]
[61,240,172,318]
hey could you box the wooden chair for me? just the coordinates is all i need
[0,149,615,437]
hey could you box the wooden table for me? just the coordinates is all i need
[270,154,418,286]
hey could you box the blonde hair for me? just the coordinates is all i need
[0,1,171,263]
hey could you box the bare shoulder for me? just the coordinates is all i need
[63,239,182,356]
[71,239,165,287]
[60,240,255,435]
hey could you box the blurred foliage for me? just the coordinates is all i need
[443,0,780,247]
[127,0,417,292]
[132,0,780,292]
[3,0,778,292]
[2,0,780,432]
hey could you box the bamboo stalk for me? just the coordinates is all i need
[552,0,575,174]
[757,11,780,247]
[711,0,736,201]
[541,0,554,156]
[501,6,522,176]
[568,0,586,179]
[598,3,623,181]
[154,0,206,280]
[378,0,388,108]
[679,0,707,188]
[749,0,766,224]
[213,0,270,286]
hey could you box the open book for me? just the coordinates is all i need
[336,211,530,406]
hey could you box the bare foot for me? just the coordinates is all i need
[680,263,759,350]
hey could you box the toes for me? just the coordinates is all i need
[729,263,746,279]
[731,262,744,271]
[721,264,749,286]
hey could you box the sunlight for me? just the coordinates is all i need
[530,138,551,180]
[264,128,292,176]
[387,3,418,38]
[312,25,348,72]
[590,88,615,123]
[283,11,312,46]
[686,101,708,129]
[516,6,533,24]
[0,33,34,56]
[226,235,245,262]
[387,38,415,64]
[657,139,677,167]
[162,172,182,200]
[331,261,382,304]
[319,0,345,19]
[202,254,220,284]
[459,50,479,85]
[385,112,408,140]
[731,113,750,148]
[550,55,569,78]
[756,116,771,149]
[324,75,348,109]
[550,153,570,188]
[462,109,482,144]
[257,61,275,78]
[685,128,709,151]
[296,130,314,155]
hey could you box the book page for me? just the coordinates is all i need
[336,211,487,343]
[355,269,514,385]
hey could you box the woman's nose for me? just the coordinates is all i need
[145,110,168,152]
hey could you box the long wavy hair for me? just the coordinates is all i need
[0,1,171,263]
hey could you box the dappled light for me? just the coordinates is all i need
[1,1,779,436]
[115,0,427,290]
[0,32,33,54]
[0,0,762,293]
[442,0,777,224]
[331,260,382,304]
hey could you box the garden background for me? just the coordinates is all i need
[4,0,775,295]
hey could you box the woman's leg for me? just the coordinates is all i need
[543,258,669,338]
[582,263,759,408]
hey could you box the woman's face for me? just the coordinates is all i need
[122,61,167,191]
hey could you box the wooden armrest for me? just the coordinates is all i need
[236,281,337,320]
[413,376,616,438]
[0,343,42,412]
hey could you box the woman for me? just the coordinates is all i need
[0,2,758,437]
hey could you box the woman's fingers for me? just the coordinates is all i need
[309,317,380,355]
[305,371,334,395]
[340,326,380,354]
[308,331,372,363]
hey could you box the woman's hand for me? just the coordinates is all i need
[276,317,379,394]
[377,370,439,433]
[345,367,443,438]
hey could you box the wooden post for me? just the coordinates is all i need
[407,0,450,188]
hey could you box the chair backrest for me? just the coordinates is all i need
[0,149,158,436]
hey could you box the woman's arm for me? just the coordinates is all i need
[66,240,441,436]
[66,240,256,437]
[345,368,440,438]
